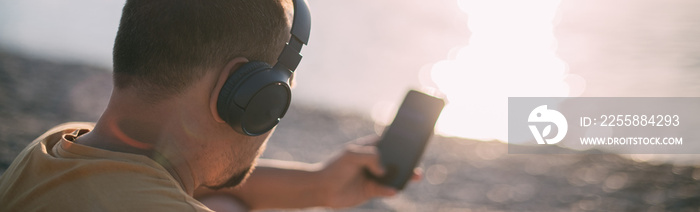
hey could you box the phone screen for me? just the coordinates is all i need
[374,90,445,190]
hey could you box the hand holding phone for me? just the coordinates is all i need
[369,90,445,190]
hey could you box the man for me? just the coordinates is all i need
[0,0,418,211]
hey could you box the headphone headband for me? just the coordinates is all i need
[273,0,310,73]
[217,0,311,136]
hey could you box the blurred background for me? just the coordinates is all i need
[2,0,700,211]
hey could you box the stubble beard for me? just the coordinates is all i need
[205,165,255,190]
[206,142,266,190]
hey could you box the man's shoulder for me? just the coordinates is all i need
[0,122,96,173]
[1,166,211,211]
[0,122,212,212]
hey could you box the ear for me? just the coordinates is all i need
[209,57,250,123]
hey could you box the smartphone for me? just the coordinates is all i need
[371,90,445,190]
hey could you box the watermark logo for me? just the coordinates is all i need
[528,105,568,144]
[509,97,697,154]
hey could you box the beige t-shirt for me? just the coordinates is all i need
[0,122,212,211]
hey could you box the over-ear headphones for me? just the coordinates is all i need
[217,0,311,136]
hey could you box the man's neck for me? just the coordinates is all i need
[75,92,199,195]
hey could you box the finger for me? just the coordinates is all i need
[410,168,423,182]
[366,182,397,197]
[346,145,385,176]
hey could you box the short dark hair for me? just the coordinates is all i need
[112,0,290,101]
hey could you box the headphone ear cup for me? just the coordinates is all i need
[217,61,291,136]
[220,62,272,97]
[240,80,290,135]
[217,61,273,130]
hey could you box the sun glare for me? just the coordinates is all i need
[429,0,583,142]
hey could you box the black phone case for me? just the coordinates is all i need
[371,90,445,190]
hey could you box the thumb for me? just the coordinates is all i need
[366,182,397,197]
[346,145,385,177]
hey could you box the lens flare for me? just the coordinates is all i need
[429,0,584,141]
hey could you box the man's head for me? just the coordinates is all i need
[105,0,293,190]
[113,0,291,101]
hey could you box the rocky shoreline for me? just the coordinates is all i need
[2,51,700,211]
